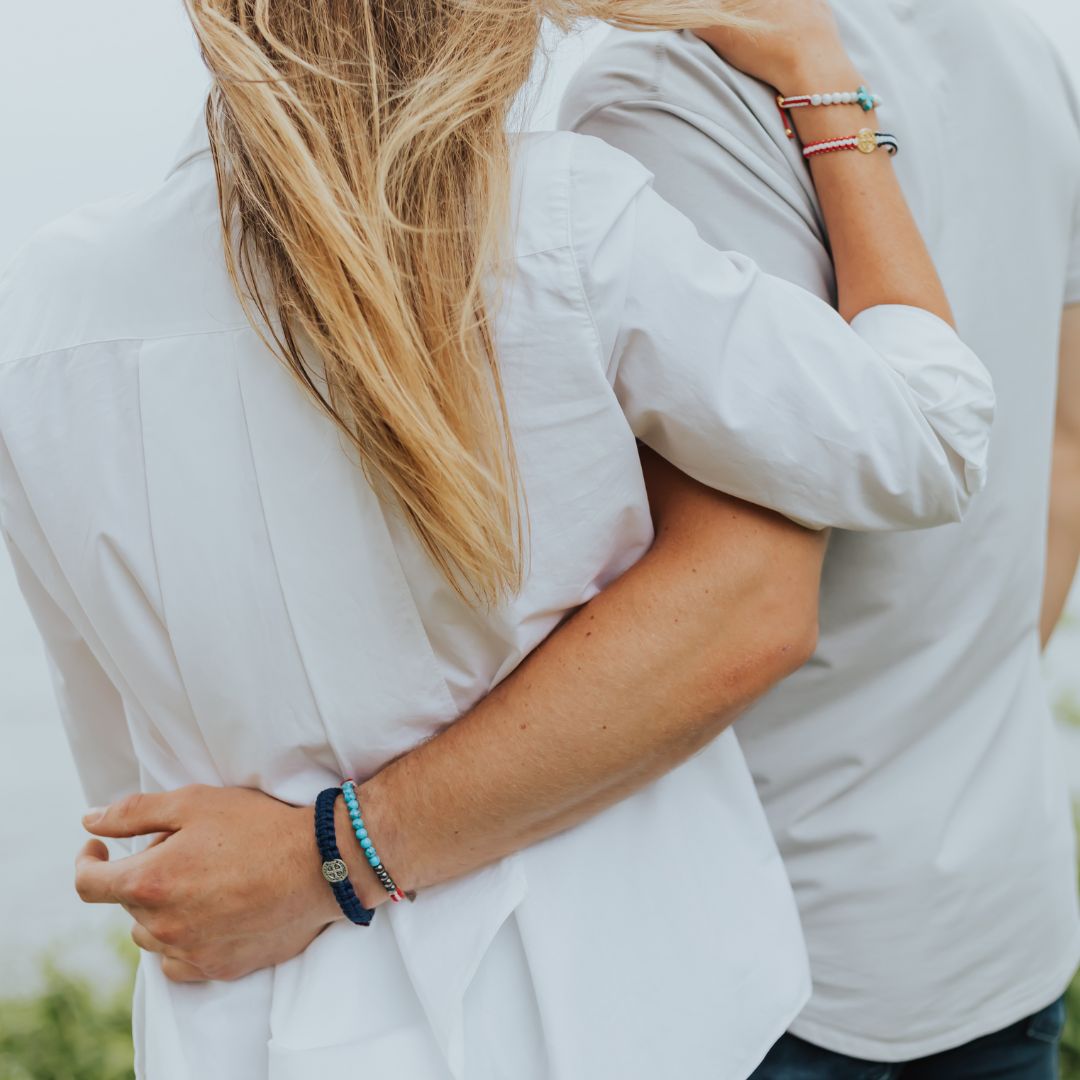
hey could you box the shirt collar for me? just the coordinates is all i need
[167,104,213,179]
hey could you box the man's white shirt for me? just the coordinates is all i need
[562,0,1080,1061]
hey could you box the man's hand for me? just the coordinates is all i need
[74,457,825,984]
[76,786,341,982]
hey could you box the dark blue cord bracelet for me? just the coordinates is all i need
[314,786,375,927]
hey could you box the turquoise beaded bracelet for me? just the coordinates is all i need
[341,779,409,903]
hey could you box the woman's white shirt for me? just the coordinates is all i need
[0,121,993,1080]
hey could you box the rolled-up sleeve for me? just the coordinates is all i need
[569,135,995,531]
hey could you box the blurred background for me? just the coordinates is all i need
[0,1,1078,1076]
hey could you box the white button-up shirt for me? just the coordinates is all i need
[0,115,991,1079]
[561,2,1080,1063]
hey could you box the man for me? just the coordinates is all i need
[560,0,1080,1074]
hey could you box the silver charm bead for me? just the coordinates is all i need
[322,858,349,884]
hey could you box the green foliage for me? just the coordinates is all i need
[1058,693,1080,730]
[1063,799,1080,1079]
[0,935,137,1080]
[1062,971,1080,1079]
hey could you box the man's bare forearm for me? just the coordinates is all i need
[87,457,827,960]
[344,452,825,908]
[1041,306,1080,646]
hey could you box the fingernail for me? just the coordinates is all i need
[83,807,106,825]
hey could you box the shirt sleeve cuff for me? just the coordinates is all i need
[850,305,996,502]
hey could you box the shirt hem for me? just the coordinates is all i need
[787,931,1080,1063]
[732,979,812,1080]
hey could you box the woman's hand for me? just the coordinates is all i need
[700,0,954,329]
[74,786,345,983]
[695,0,852,96]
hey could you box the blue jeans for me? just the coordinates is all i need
[750,997,1066,1080]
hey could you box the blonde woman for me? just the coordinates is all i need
[1,1,992,1077]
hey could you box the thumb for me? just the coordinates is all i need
[83,792,182,839]
[80,837,110,863]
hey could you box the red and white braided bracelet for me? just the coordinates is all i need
[802,129,900,160]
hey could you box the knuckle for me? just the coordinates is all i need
[126,868,167,908]
[171,786,196,811]
[196,957,227,981]
[161,959,187,984]
[115,792,146,822]
[180,783,208,805]
[147,917,183,948]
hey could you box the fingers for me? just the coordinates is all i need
[131,921,229,984]
[83,790,189,839]
[130,921,167,955]
[74,838,122,904]
[74,839,168,910]
[131,922,208,983]
[161,957,208,984]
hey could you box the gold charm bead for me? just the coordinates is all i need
[322,858,349,884]
[856,128,878,154]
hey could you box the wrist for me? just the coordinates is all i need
[778,63,882,147]
[776,55,864,100]
[294,803,346,927]
[789,103,880,147]
[333,792,392,911]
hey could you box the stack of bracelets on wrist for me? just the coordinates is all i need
[313,781,412,925]
[314,787,376,926]
[775,83,899,159]
[340,779,409,903]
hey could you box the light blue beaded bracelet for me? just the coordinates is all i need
[341,779,407,902]
[776,85,884,139]
[778,85,883,112]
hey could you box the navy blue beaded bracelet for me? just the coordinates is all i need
[314,787,376,926]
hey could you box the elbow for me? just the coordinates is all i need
[695,563,822,711]
[720,595,819,712]
[760,593,820,684]
[788,604,820,672]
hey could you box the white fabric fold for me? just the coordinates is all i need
[850,304,994,501]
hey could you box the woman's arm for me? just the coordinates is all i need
[697,0,952,325]
[570,3,991,539]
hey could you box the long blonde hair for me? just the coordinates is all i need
[184,0,747,605]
